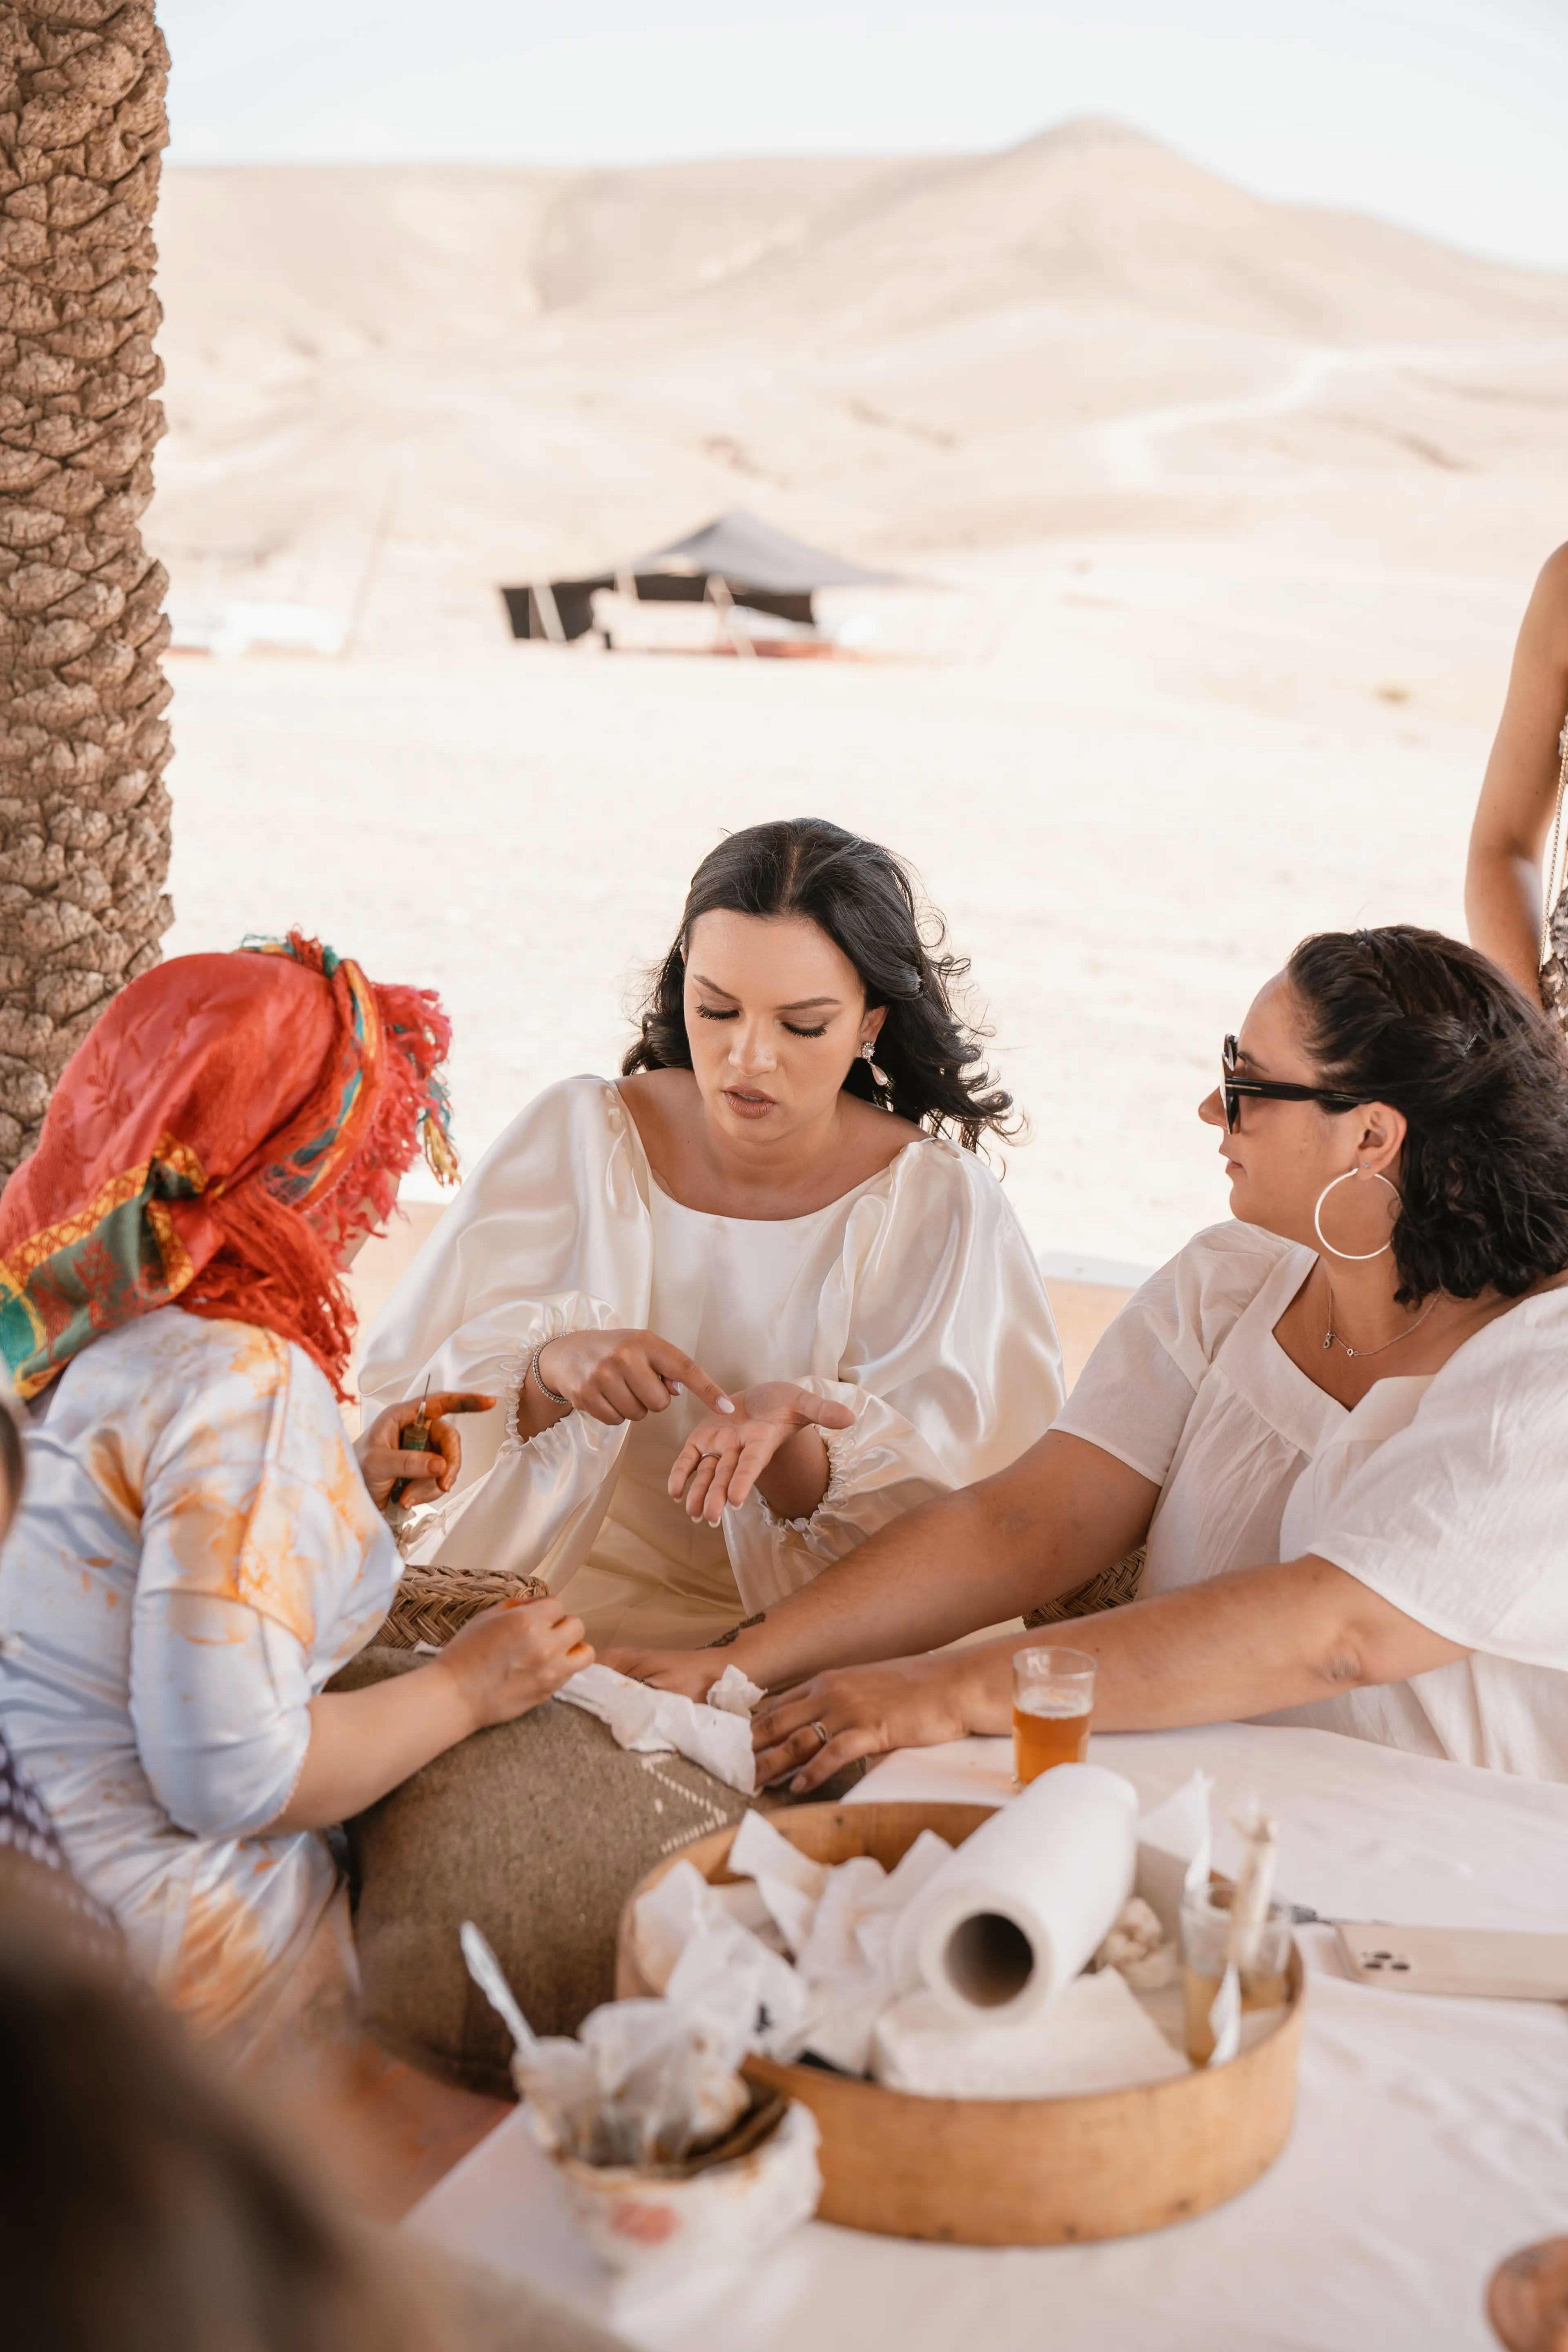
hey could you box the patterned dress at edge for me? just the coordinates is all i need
[0,935,458,2050]
[0,1310,399,2044]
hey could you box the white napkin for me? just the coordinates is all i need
[629,1858,806,2058]
[706,1664,765,1716]
[1134,1770,1214,1940]
[872,1967,1189,2099]
[556,1663,756,1794]
[728,1809,827,1956]
[784,1833,953,2072]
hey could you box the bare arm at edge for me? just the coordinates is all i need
[1466,543,1568,994]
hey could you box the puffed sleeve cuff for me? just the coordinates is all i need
[754,1413,861,1543]
[499,1297,620,1459]
[746,1379,952,1565]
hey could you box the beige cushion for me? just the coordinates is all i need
[336,1650,838,2097]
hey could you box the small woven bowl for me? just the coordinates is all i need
[378,1563,549,1650]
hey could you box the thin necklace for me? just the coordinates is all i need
[1321,1281,1440,1360]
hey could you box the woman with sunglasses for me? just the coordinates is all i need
[630,925,1568,1785]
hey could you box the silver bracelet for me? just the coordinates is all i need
[530,1342,570,1408]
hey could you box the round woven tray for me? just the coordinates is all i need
[617,1803,1304,2245]
[378,1563,549,1650]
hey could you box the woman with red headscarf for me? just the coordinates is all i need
[0,938,590,2052]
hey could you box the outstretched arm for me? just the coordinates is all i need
[1466,542,1568,994]
[754,1555,1472,1793]
[267,1596,590,1831]
[606,1432,1160,1697]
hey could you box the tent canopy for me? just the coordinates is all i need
[501,508,902,642]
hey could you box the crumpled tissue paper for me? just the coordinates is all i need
[461,1920,822,2284]
[706,1664,765,1716]
[461,1917,754,2166]
[629,1772,1278,2098]
[1133,1770,1239,2062]
[556,1662,763,1794]
[633,1813,957,2076]
[631,1858,807,2060]
[1095,1894,1176,1991]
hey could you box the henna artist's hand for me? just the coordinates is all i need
[356,1392,496,1508]
[434,1595,592,1731]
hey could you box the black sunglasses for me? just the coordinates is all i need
[1221,1035,1363,1133]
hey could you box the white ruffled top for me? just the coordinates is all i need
[360,1075,1064,1644]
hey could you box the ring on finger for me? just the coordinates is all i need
[809,1719,829,1752]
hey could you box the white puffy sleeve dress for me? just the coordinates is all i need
[360,1075,1065,1648]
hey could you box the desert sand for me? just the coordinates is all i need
[149,120,1568,1276]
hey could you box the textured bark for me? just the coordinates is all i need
[0,1,171,1176]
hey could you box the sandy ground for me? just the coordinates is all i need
[166,487,1558,1274]
[152,128,1568,1274]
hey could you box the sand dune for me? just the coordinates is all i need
[151,123,1568,1267]
[151,120,1568,602]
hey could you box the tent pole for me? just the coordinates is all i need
[531,580,567,644]
[706,574,754,659]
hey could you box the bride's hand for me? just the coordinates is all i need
[356,1392,497,1507]
[535,1330,733,1427]
[668,1381,855,1525]
[599,1646,726,1702]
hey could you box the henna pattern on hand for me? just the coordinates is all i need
[703,1611,766,1650]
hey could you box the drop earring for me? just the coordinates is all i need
[860,1038,893,1109]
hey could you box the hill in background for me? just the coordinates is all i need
[150,119,1568,637]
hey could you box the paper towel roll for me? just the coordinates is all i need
[891,1763,1138,2027]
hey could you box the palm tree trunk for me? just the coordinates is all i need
[0,2,173,1178]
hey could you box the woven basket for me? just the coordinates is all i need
[378,1563,549,1651]
[1024,1545,1145,1628]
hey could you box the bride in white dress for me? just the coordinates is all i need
[361,819,1063,1649]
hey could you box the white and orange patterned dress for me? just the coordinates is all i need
[0,1308,398,2048]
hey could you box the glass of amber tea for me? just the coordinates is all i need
[1011,1646,1096,1785]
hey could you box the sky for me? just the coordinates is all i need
[158,0,1568,272]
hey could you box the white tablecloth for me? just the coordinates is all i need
[409,1725,1568,2352]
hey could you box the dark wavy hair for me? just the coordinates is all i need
[1287,924,1568,1303]
[622,819,1016,1150]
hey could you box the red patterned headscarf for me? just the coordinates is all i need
[0,935,457,1401]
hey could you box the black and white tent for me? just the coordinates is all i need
[501,509,901,644]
